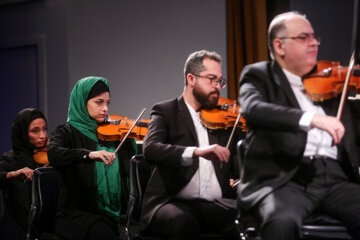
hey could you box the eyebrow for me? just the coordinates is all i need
[298,32,313,35]
[204,73,221,77]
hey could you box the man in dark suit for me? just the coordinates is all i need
[140,50,239,240]
[238,11,360,240]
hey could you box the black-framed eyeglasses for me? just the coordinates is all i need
[279,33,321,45]
[192,73,227,88]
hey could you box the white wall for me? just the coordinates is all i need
[0,0,227,152]
[66,0,227,119]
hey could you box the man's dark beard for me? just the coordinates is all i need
[193,86,219,109]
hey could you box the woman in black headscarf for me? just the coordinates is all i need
[0,108,48,239]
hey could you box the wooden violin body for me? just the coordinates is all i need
[33,142,49,165]
[97,115,149,141]
[200,97,246,131]
[303,60,360,101]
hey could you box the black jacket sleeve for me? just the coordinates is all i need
[48,124,93,168]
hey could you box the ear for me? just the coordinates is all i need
[273,39,286,57]
[186,73,196,87]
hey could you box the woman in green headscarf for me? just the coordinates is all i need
[48,76,137,240]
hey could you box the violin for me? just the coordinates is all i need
[200,97,246,131]
[200,97,245,168]
[97,114,149,142]
[33,140,49,165]
[303,60,360,102]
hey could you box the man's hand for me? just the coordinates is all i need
[310,114,345,145]
[193,144,230,163]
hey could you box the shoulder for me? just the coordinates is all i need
[50,123,86,144]
[51,123,72,137]
[153,98,179,109]
[0,150,15,173]
[0,150,14,162]
[151,97,180,115]
[244,61,270,70]
[52,123,84,135]
[240,61,272,80]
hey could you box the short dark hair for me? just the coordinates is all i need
[268,11,307,59]
[183,50,222,86]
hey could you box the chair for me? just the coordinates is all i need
[235,140,352,240]
[26,167,60,240]
[0,188,5,219]
[123,154,227,240]
[123,154,150,240]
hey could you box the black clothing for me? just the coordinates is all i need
[86,81,109,101]
[0,108,47,239]
[148,199,238,240]
[48,123,135,240]
[140,96,239,239]
[0,151,32,239]
[12,108,46,169]
[238,60,360,239]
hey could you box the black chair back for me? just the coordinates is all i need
[124,154,151,240]
[26,167,60,240]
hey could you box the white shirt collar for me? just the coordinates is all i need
[184,98,200,119]
[283,68,304,90]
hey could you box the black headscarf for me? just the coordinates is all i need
[11,108,47,168]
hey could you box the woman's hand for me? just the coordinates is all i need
[6,167,34,180]
[89,150,116,166]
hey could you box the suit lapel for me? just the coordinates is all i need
[208,128,229,193]
[177,96,198,146]
[207,128,223,170]
[207,128,217,145]
[319,97,338,117]
[177,96,200,180]
[271,61,301,109]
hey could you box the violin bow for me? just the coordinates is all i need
[226,110,243,149]
[336,51,355,120]
[220,110,243,169]
[225,110,243,183]
[114,108,146,154]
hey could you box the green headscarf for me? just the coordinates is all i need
[67,76,109,143]
[67,76,131,221]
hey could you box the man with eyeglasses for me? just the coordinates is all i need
[238,11,360,240]
[139,50,239,240]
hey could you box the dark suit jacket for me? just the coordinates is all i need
[238,60,360,210]
[139,96,238,230]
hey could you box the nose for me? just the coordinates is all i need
[310,36,320,46]
[103,104,109,114]
[39,129,46,139]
